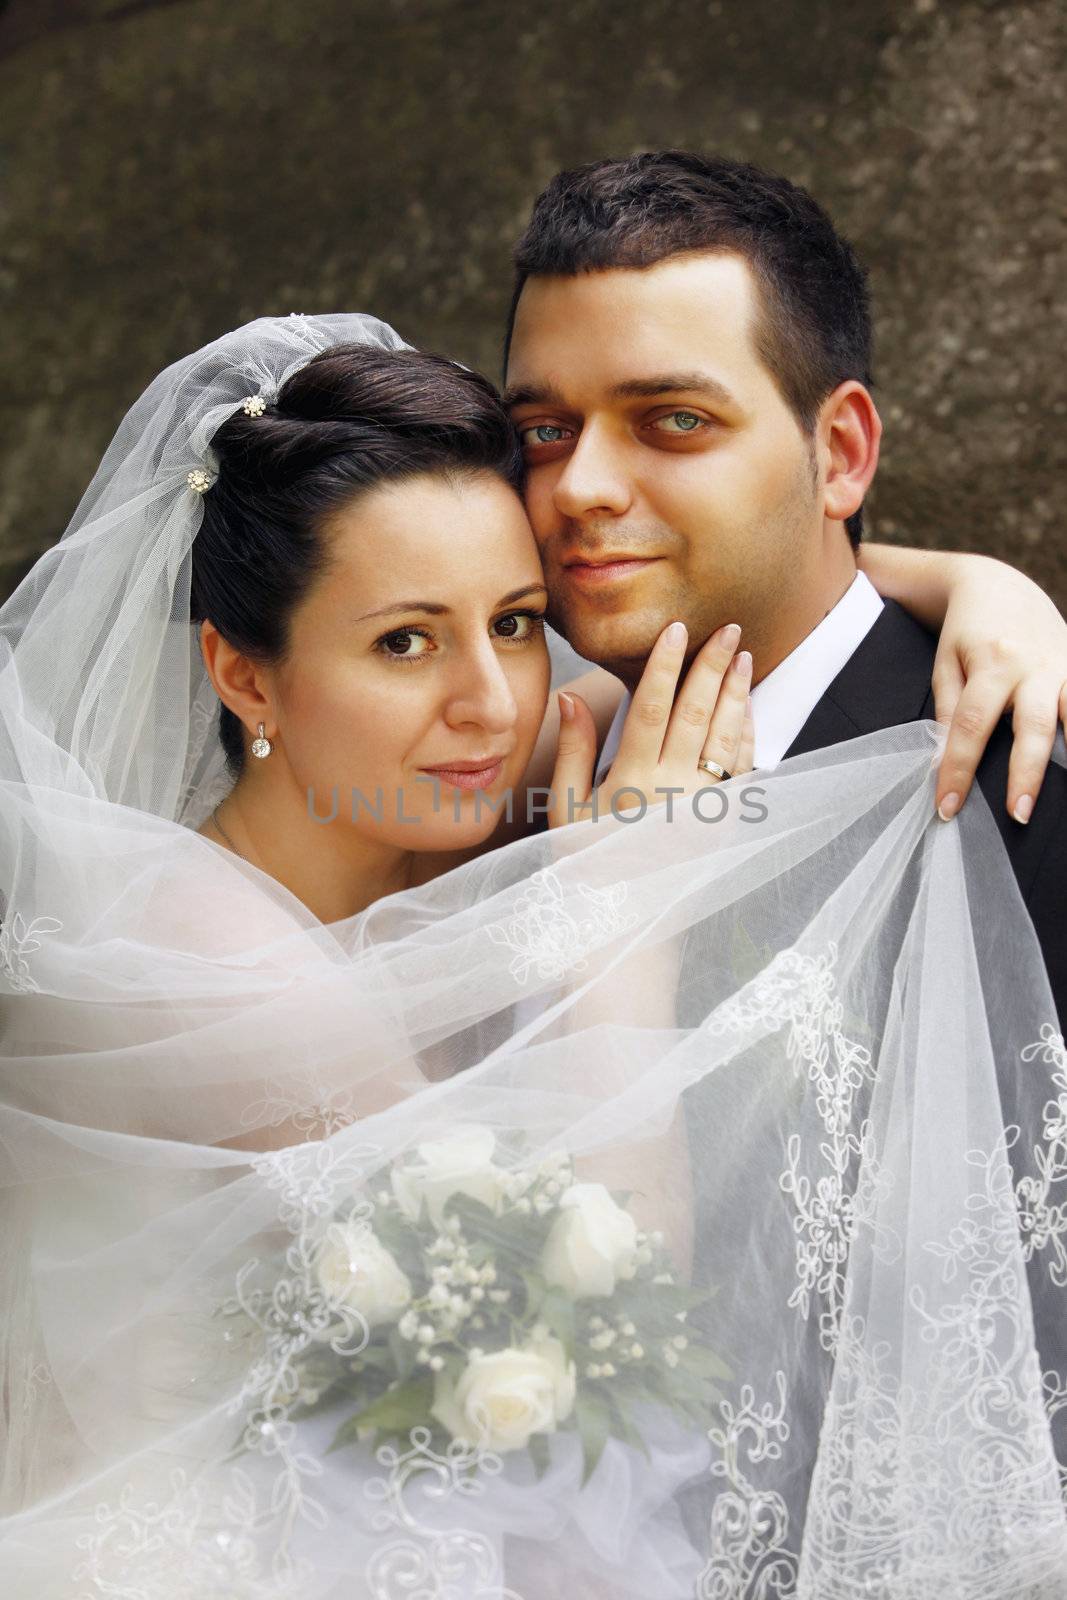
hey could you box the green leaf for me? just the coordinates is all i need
[678,1343,732,1382]
[606,1393,652,1462]
[728,920,775,987]
[575,1387,612,1486]
[520,1269,547,1320]
[388,1326,417,1383]
[327,1376,433,1455]
[539,1287,576,1356]
[527,1431,552,1481]
[446,1194,550,1264]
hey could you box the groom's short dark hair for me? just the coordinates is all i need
[507,151,873,543]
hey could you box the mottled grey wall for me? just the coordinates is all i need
[1,0,1064,604]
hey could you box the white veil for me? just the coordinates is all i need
[2,315,1066,1599]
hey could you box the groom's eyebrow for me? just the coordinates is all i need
[609,372,741,408]
[356,584,547,622]
[502,372,740,409]
[501,381,566,409]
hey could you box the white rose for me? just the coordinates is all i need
[539,1182,639,1299]
[431,1336,576,1454]
[316,1223,412,1328]
[391,1126,509,1229]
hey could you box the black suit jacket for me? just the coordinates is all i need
[785,599,1067,1031]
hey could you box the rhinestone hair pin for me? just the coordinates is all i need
[242,395,267,417]
[187,468,214,494]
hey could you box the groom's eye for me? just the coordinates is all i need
[649,410,707,435]
[519,423,572,448]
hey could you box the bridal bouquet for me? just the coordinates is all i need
[267,1128,726,1481]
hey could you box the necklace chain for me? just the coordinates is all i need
[211,804,245,862]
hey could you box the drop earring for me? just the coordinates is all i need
[250,722,273,759]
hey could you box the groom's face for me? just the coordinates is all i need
[505,253,824,680]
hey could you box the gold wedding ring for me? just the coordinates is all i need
[697,758,732,781]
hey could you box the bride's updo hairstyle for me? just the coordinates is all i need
[190,344,524,778]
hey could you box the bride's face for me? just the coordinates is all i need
[267,470,551,852]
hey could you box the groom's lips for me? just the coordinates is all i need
[561,555,662,587]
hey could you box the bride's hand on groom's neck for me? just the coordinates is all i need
[546,619,754,832]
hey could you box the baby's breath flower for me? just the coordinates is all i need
[619,1321,636,1337]
[417,1324,436,1345]
[470,1285,485,1302]
[515,1198,532,1215]
[488,1288,510,1304]
[416,1348,431,1365]
[429,1354,445,1372]
[586,1363,602,1379]
[663,1346,679,1369]
[672,1335,689,1351]
[630,1343,644,1359]
[652,1272,674,1285]
[600,1362,616,1378]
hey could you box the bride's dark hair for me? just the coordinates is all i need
[190,344,524,778]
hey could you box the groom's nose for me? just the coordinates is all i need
[552,421,632,522]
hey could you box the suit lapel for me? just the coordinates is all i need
[785,600,938,760]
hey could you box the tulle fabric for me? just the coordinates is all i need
[1,316,1066,1598]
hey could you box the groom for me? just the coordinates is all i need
[502,151,1066,1029]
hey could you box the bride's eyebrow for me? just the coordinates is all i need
[356,584,547,624]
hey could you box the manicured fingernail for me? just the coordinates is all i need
[1013,794,1033,825]
[733,650,752,675]
[665,621,687,647]
[937,792,960,821]
[558,691,575,721]
[719,622,741,650]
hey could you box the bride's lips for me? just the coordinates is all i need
[418,758,505,791]
[562,555,662,587]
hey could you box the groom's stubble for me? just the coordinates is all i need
[536,458,820,689]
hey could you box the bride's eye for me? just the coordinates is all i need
[492,610,545,642]
[649,410,707,434]
[375,627,434,661]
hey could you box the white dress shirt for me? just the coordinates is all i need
[594,570,885,781]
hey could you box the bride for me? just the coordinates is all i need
[2,312,1067,1599]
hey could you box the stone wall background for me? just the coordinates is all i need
[1,0,1063,605]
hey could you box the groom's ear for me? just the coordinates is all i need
[818,381,881,525]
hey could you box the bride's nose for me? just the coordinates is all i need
[442,640,518,734]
